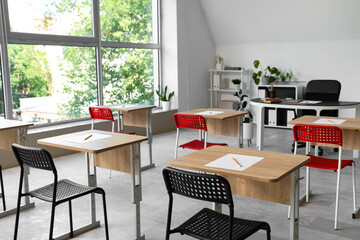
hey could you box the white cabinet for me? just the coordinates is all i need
[209,69,249,109]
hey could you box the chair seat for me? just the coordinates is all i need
[173,208,270,240]
[180,140,228,150]
[28,179,102,203]
[306,154,354,171]
[113,131,136,135]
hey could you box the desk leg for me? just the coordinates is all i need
[289,169,300,240]
[256,106,265,150]
[238,116,243,148]
[117,111,124,132]
[142,109,155,171]
[0,128,35,218]
[212,202,222,213]
[131,143,145,240]
[353,107,360,159]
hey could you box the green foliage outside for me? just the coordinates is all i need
[8,45,51,109]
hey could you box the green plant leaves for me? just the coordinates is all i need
[253,60,260,68]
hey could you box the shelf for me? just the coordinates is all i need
[208,89,239,92]
[209,69,243,73]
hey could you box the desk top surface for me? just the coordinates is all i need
[100,104,156,112]
[38,130,148,154]
[250,98,360,107]
[181,108,247,120]
[0,119,33,130]
[288,115,360,130]
[169,146,309,183]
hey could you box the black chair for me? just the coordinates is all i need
[0,164,6,211]
[162,167,271,240]
[12,144,109,240]
[291,79,342,155]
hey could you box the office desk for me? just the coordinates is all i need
[100,104,156,170]
[0,119,34,218]
[250,98,360,150]
[180,108,247,147]
[38,130,148,240]
[169,145,310,240]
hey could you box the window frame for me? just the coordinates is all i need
[0,0,161,126]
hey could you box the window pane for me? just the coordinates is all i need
[0,55,4,119]
[100,0,155,43]
[9,44,97,124]
[102,48,155,105]
[8,0,93,36]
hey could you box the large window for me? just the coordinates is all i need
[0,0,160,125]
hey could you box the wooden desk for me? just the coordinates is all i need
[250,98,360,150]
[0,119,34,218]
[169,145,310,240]
[180,108,247,147]
[38,130,148,240]
[289,115,360,151]
[100,104,156,170]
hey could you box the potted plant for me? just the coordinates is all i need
[252,60,293,85]
[156,85,174,111]
[234,89,253,146]
[214,55,224,71]
[231,78,241,90]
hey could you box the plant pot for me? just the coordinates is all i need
[243,122,253,140]
[162,101,171,111]
[215,63,223,71]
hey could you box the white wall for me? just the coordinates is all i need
[176,0,215,111]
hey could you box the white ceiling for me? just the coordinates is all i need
[199,0,360,45]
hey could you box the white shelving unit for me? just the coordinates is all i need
[209,69,248,109]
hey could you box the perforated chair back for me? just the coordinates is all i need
[163,167,233,206]
[293,124,342,146]
[305,80,341,101]
[89,107,114,122]
[174,113,207,131]
[12,144,57,173]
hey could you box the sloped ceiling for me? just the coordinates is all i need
[200,0,360,45]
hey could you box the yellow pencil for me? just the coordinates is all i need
[84,134,93,140]
[232,157,241,167]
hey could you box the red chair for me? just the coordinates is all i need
[89,107,135,177]
[293,124,357,229]
[174,113,228,159]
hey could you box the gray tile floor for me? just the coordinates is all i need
[1,127,360,239]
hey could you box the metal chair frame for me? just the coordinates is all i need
[12,144,109,240]
[293,124,357,229]
[0,164,6,211]
[163,167,271,240]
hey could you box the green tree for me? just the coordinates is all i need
[8,45,51,109]
[45,0,155,119]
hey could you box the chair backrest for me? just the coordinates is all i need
[12,144,57,173]
[174,113,207,131]
[293,124,342,146]
[163,167,233,206]
[305,80,341,101]
[89,107,114,122]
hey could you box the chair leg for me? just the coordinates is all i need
[0,166,6,211]
[334,169,341,230]
[49,203,56,240]
[109,170,112,178]
[102,192,110,240]
[69,200,74,238]
[352,163,357,212]
[306,167,310,202]
[165,195,173,240]
[174,129,179,159]
[266,224,271,240]
[13,195,22,240]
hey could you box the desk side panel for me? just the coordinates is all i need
[94,145,138,173]
[206,118,238,137]
[0,129,19,151]
[224,173,291,205]
[123,110,147,128]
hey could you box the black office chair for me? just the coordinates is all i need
[163,167,271,240]
[12,144,109,240]
[291,80,341,155]
[0,164,6,211]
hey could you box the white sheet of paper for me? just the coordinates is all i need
[300,100,322,104]
[313,118,346,125]
[66,133,111,143]
[114,104,137,108]
[205,154,263,171]
[196,110,224,116]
